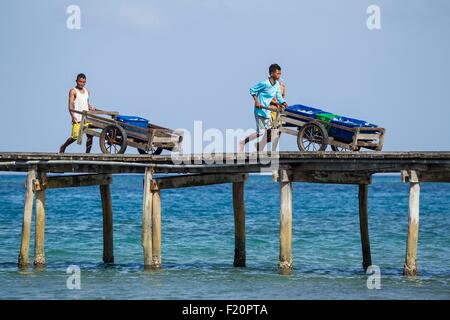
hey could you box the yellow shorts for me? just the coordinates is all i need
[71,122,91,140]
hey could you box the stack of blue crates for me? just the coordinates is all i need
[284,104,327,123]
[330,116,378,142]
[285,104,378,142]
[116,115,149,129]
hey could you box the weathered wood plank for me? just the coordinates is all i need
[358,184,372,271]
[100,184,114,264]
[142,168,153,269]
[18,168,36,268]
[232,181,246,267]
[291,171,372,184]
[151,173,248,190]
[34,174,112,190]
[34,171,47,267]
[279,169,293,274]
[403,171,420,276]
[151,190,161,268]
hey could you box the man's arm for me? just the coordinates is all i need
[249,81,266,108]
[68,89,78,123]
[275,86,288,110]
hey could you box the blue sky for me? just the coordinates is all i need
[1,0,449,153]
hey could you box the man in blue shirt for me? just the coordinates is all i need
[239,64,288,152]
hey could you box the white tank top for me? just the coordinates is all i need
[73,87,89,122]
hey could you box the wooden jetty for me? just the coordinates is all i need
[1,151,450,276]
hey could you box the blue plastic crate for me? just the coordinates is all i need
[285,104,325,119]
[116,115,149,129]
[329,116,378,142]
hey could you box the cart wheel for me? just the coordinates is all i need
[331,145,361,152]
[138,147,163,155]
[99,124,128,154]
[297,122,328,151]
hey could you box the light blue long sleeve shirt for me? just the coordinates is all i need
[250,78,285,118]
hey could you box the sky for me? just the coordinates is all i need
[1,0,449,153]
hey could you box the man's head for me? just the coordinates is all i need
[269,64,282,81]
[76,73,87,89]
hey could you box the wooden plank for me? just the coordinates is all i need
[142,168,153,269]
[34,171,47,267]
[151,190,161,268]
[279,169,293,273]
[151,173,248,191]
[291,171,372,184]
[34,174,112,190]
[280,127,298,136]
[403,175,420,276]
[232,181,246,267]
[402,169,450,183]
[100,184,114,263]
[358,184,372,271]
[18,168,36,268]
[356,133,382,140]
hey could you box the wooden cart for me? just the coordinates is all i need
[269,107,385,152]
[75,110,183,154]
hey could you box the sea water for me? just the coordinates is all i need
[0,174,448,299]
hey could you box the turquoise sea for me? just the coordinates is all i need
[0,174,449,299]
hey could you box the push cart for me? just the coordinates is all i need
[74,110,183,155]
[270,104,385,152]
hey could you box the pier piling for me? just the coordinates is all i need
[142,168,154,269]
[403,170,420,276]
[34,171,47,267]
[151,189,161,268]
[279,169,293,273]
[18,168,36,268]
[100,183,114,263]
[358,183,372,271]
[232,181,246,267]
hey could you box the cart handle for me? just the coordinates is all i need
[73,110,119,116]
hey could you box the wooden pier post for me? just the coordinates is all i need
[358,183,372,271]
[100,183,114,263]
[142,168,153,269]
[279,169,293,273]
[403,171,420,276]
[34,171,47,267]
[151,189,161,268]
[232,181,246,267]
[18,168,36,268]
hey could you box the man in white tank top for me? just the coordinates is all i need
[59,73,97,153]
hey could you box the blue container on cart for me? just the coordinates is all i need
[329,116,378,142]
[285,104,325,119]
[116,115,149,128]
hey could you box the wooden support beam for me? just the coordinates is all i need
[100,184,114,263]
[150,173,248,191]
[33,173,112,191]
[151,190,161,268]
[34,171,47,267]
[279,169,293,273]
[402,169,450,183]
[18,168,36,268]
[291,171,372,184]
[358,184,372,271]
[403,170,420,276]
[232,181,246,267]
[142,168,153,269]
